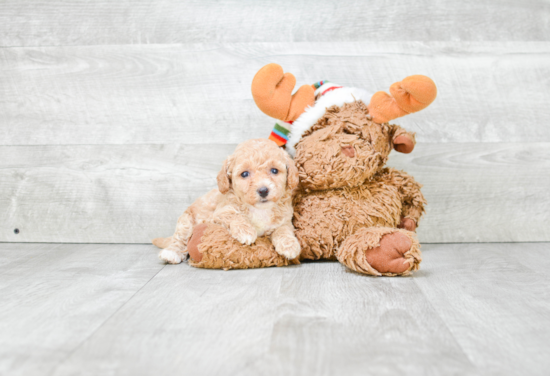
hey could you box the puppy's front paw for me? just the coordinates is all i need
[159,249,184,264]
[275,236,301,260]
[231,224,257,245]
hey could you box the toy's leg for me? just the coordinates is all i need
[294,218,338,261]
[336,227,421,276]
[187,223,299,270]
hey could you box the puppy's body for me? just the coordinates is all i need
[156,139,300,264]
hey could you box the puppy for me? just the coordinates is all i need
[154,139,301,264]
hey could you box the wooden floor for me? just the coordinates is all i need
[1,242,548,376]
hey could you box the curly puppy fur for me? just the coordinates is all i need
[154,139,300,264]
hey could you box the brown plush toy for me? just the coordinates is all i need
[184,64,437,276]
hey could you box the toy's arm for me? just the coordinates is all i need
[383,168,426,231]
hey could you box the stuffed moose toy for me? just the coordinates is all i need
[164,64,437,276]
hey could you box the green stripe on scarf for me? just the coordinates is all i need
[274,123,290,136]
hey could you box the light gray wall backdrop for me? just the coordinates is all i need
[1,1,549,243]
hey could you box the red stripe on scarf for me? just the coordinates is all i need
[321,86,343,96]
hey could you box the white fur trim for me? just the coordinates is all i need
[286,87,373,156]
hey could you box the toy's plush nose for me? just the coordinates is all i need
[341,145,355,158]
[258,187,269,198]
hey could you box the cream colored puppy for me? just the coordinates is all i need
[154,139,301,264]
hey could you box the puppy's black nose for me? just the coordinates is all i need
[258,187,269,198]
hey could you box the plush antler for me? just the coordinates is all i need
[367,75,437,124]
[251,63,315,122]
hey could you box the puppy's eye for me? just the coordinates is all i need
[240,171,249,178]
[271,168,279,175]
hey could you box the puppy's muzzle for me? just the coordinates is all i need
[258,187,269,198]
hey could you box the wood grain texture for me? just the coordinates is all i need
[0,0,549,47]
[2,242,548,375]
[1,142,548,243]
[415,243,550,375]
[0,243,164,376]
[390,142,550,243]
[254,262,474,376]
[1,42,550,146]
[51,262,287,376]
[0,144,233,243]
[53,261,475,376]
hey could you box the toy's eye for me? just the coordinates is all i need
[241,171,249,178]
[271,168,279,175]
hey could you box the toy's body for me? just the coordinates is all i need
[289,99,426,275]
[295,167,424,260]
[164,63,436,276]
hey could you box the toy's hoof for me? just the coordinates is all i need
[188,223,208,262]
[398,217,416,231]
[365,232,412,274]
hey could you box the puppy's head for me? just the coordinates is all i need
[217,139,298,206]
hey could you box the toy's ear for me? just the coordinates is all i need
[393,131,416,154]
[217,157,232,194]
[251,63,315,122]
[368,75,437,123]
[283,152,299,191]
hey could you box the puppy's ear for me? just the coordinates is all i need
[283,152,299,191]
[217,157,232,194]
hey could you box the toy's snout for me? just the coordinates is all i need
[341,145,355,158]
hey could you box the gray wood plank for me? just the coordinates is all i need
[1,42,550,146]
[415,243,550,375]
[249,262,475,376]
[0,0,549,47]
[49,260,474,376]
[0,243,164,376]
[1,142,548,243]
[0,242,62,274]
[1,242,549,375]
[390,142,550,243]
[52,261,287,376]
[0,143,233,243]
[44,243,550,376]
